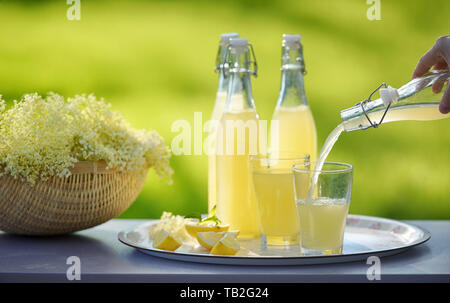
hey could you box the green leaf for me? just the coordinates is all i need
[200,215,221,226]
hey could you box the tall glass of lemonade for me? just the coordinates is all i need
[293,162,353,255]
[251,153,310,247]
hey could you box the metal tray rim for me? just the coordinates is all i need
[118,214,431,265]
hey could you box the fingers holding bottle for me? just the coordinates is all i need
[413,36,450,114]
[412,35,450,79]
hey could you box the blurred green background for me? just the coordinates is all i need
[0,0,449,220]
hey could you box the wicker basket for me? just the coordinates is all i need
[0,161,148,236]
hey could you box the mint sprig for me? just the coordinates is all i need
[200,205,222,226]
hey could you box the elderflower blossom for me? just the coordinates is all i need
[0,93,173,184]
[148,212,194,243]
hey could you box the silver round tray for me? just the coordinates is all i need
[118,214,430,265]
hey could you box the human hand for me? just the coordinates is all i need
[412,35,450,114]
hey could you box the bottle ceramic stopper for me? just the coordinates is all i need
[379,86,399,107]
[220,33,239,45]
[283,34,302,49]
[229,38,249,54]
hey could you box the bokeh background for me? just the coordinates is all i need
[0,0,449,220]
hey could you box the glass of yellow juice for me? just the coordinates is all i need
[250,153,310,248]
[293,162,353,255]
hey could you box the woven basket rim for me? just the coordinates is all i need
[0,160,150,177]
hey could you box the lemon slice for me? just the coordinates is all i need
[184,222,230,238]
[197,232,224,250]
[153,229,181,251]
[210,233,240,256]
[197,231,239,250]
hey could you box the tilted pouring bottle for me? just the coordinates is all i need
[340,70,449,131]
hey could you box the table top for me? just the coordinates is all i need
[0,219,449,283]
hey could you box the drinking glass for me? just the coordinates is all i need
[293,162,353,255]
[250,153,310,248]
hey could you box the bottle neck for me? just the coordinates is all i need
[216,44,230,95]
[224,50,256,112]
[277,45,308,107]
[217,74,228,95]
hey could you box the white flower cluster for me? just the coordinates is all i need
[148,211,194,244]
[0,93,173,184]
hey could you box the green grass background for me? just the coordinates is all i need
[0,0,449,220]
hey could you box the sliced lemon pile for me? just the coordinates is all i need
[184,221,230,238]
[210,233,240,256]
[197,231,239,250]
[152,229,181,251]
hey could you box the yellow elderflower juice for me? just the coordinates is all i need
[208,92,227,213]
[252,169,299,245]
[270,35,317,163]
[216,110,260,239]
[271,105,317,161]
[215,38,261,239]
[296,198,349,254]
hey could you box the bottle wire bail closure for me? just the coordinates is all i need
[214,45,223,73]
[356,83,392,129]
[214,44,228,74]
[221,43,258,79]
[248,43,258,78]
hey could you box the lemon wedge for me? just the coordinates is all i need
[210,233,240,256]
[184,222,230,238]
[153,229,181,251]
[197,231,239,250]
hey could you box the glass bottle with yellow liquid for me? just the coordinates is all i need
[208,33,239,214]
[215,38,261,239]
[270,34,317,161]
[340,69,450,131]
